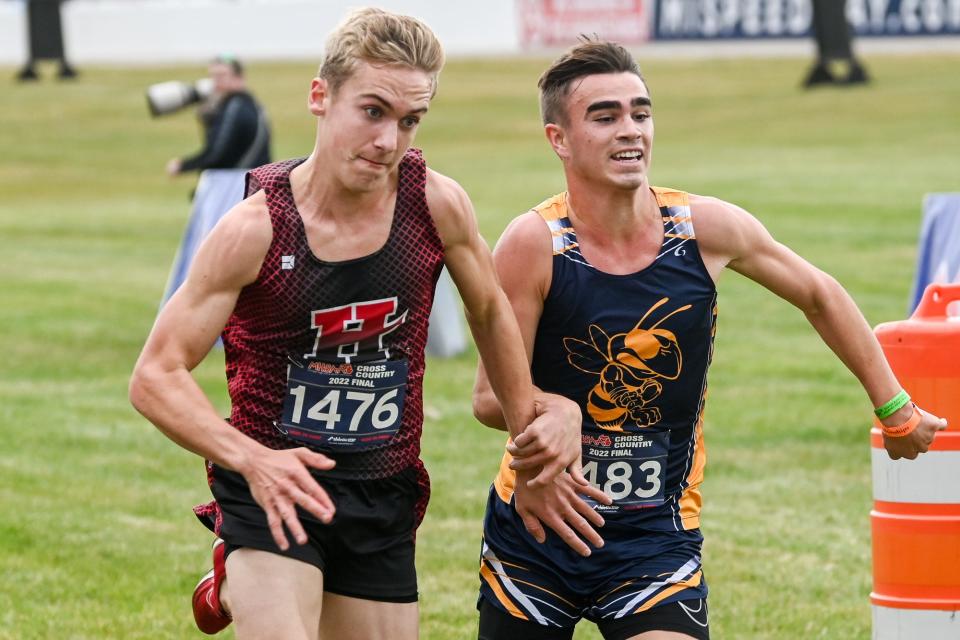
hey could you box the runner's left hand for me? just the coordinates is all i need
[882,405,947,460]
[508,394,588,487]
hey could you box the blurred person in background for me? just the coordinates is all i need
[166,54,272,177]
[472,38,946,640]
[131,8,604,640]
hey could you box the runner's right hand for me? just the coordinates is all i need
[513,468,611,557]
[241,447,336,550]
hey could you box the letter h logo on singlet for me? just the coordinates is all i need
[304,297,408,363]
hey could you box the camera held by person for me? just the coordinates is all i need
[148,55,272,177]
[146,77,215,116]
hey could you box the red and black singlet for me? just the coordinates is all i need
[195,148,443,528]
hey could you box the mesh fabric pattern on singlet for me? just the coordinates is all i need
[221,148,444,484]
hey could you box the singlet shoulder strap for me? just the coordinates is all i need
[245,158,305,199]
[242,158,308,250]
[651,185,695,240]
[396,148,427,211]
[532,188,698,261]
[391,147,441,256]
[533,192,581,257]
[533,192,568,222]
[401,146,425,167]
[651,186,688,208]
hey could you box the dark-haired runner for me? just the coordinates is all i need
[473,39,946,640]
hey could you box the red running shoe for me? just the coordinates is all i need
[192,538,231,634]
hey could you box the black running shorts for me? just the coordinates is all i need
[210,463,420,603]
[478,596,709,640]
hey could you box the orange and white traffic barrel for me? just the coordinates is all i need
[871,283,960,639]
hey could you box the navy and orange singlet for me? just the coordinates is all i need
[480,187,717,625]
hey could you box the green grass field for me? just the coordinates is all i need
[1,52,958,638]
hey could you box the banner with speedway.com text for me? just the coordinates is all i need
[654,0,960,39]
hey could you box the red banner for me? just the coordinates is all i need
[518,0,652,48]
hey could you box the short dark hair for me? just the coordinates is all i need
[538,38,646,125]
[212,54,244,77]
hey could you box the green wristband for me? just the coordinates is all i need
[875,390,911,419]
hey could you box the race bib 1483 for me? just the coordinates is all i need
[581,430,669,510]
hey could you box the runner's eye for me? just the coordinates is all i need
[364,106,382,119]
[400,116,420,129]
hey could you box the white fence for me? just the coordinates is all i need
[0,0,518,65]
[3,0,958,67]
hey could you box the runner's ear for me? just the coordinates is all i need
[544,123,569,160]
[308,77,330,117]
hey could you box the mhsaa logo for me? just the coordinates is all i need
[582,433,613,447]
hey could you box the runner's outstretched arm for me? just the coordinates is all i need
[691,195,947,460]
[129,192,336,550]
[465,208,612,556]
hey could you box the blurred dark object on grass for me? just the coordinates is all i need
[804,0,869,87]
[17,0,77,81]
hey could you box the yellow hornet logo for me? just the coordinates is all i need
[564,297,691,431]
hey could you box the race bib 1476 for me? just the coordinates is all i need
[278,359,408,451]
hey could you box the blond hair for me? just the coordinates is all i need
[319,8,445,95]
